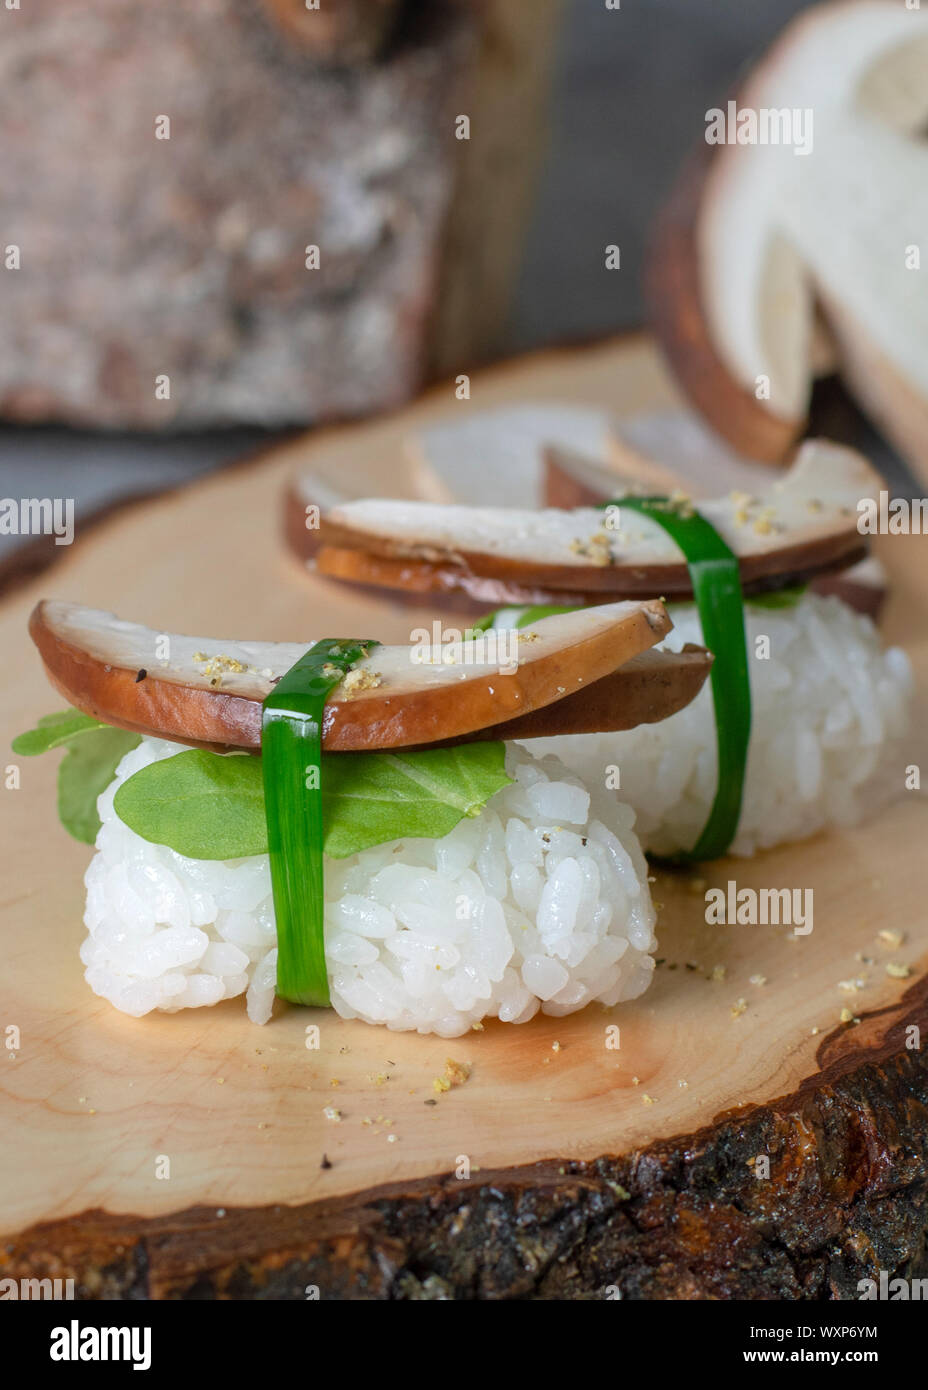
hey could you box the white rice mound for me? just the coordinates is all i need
[520,592,913,858]
[82,739,657,1035]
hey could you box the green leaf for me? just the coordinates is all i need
[745,585,806,611]
[115,749,267,859]
[322,742,510,858]
[58,727,142,844]
[113,742,511,863]
[471,604,579,633]
[12,709,140,843]
[12,710,110,755]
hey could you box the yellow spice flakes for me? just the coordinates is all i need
[341,667,383,696]
[878,929,904,949]
[885,962,912,979]
[730,997,748,1019]
[443,1057,471,1088]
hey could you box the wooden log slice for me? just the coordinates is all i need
[1,336,925,1299]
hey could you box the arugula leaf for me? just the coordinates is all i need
[12,710,111,755]
[470,604,578,633]
[322,743,509,858]
[114,750,267,860]
[58,727,142,843]
[113,743,511,861]
[13,710,140,843]
[745,585,807,611]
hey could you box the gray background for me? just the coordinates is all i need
[0,0,856,542]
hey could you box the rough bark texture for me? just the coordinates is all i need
[0,0,475,428]
[260,0,406,64]
[5,977,927,1301]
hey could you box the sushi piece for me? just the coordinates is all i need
[16,600,712,1035]
[286,440,912,858]
[485,593,912,858]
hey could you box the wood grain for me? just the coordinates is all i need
[1,335,925,1298]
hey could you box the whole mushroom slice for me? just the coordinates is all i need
[28,599,711,755]
[306,441,876,602]
[647,1,928,475]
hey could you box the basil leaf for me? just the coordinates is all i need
[58,727,142,844]
[12,709,140,843]
[113,743,511,862]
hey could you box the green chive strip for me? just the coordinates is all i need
[262,639,379,1007]
[613,497,751,861]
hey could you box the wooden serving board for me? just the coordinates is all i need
[2,335,927,1300]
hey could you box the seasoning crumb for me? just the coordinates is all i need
[885,961,912,979]
[710,964,726,983]
[424,1098,438,1107]
[878,929,904,949]
[342,667,383,696]
[748,974,767,987]
[323,1106,342,1122]
[730,997,748,1019]
[839,1007,858,1024]
[320,1154,333,1170]
[387,1133,398,1143]
[551,1040,562,1053]
[631,1076,640,1086]
[435,1057,471,1092]
[677,1079,689,1089]
[641,1094,655,1105]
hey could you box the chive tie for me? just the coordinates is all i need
[262,639,378,1006]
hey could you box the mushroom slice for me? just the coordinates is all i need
[647,1,928,475]
[544,426,887,620]
[310,440,876,600]
[28,598,709,754]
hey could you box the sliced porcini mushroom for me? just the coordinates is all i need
[306,440,876,602]
[403,404,614,507]
[647,1,928,476]
[28,598,710,755]
[545,425,888,620]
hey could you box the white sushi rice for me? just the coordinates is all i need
[81,740,657,1035]
[516,592,913,857]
